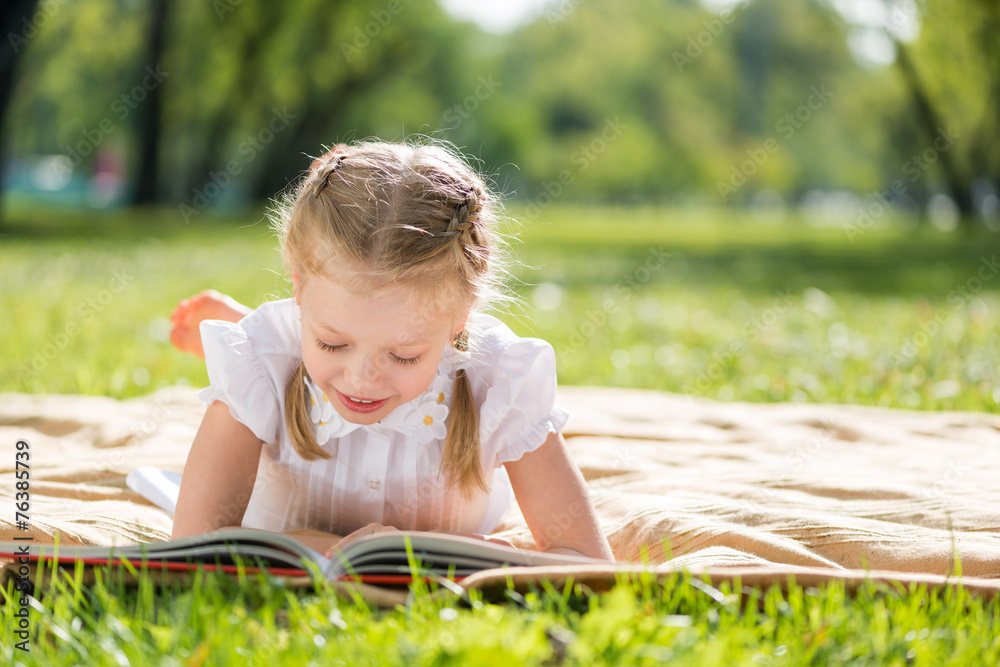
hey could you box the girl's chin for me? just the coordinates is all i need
[335,406,388,425]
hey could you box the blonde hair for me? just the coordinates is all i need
[271,139,508,499]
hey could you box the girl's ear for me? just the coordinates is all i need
[292,273,301,303]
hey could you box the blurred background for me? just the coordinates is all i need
[2,0,998,225]
[1,0,998,412]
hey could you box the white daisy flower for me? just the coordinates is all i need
[438,352,456,378]
[316,419,332,444]
[405,399,449,444]
[427,374,451,407]
[305,377,337,443]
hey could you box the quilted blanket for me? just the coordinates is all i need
[2,386,998,601]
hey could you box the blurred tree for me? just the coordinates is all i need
[724,0,863,201]
[133,0,168,204]
[3,1,150,204]
[244,0,468,200]
[480,0,738,201]
[888,0,999,231]
[163,0,471,209]
[164,0,290,201]
[474,0,875,205]
[0,0,40,222]
[3,0,992,227]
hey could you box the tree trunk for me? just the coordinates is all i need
[0,0,41,224]
[893,40,976,232]
[133,0,168,204]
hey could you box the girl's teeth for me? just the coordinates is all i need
[349,397,373,404]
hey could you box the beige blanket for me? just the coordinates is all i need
[2,386,998,596]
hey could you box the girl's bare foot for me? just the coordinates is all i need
[169,290,252,358]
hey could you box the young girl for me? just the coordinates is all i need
[170,140,613,561]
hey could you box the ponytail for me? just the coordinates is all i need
[441,331,489,499]
[284,361,330,461]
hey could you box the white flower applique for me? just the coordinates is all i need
[305,377,338,444]
[404,367,455,444]
[427,374,451,408]
[406,397,449,444]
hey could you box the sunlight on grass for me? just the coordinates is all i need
[2,204,998,664]
[2,204,997,412]
[3,561,998,665]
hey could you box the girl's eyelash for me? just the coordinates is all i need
[315,339,344,352]
[316,339,419,366]
[391,354,420,366]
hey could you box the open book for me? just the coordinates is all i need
[0,529,604,585]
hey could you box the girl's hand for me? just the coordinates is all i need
[325,523,399,557]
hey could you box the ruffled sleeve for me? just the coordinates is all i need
[195,299,302,446]
[471,318,569,468]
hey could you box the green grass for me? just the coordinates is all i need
[1,203,998,663]
[3,560,998,665]
[2,203,997,411]
[508,205,999,412]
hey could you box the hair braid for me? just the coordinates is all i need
[284,362,329,461]
[310,154,346,198]
[441,329,488,498]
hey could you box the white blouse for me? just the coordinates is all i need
[196,299,568,536]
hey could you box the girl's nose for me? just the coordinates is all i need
[344,353,381,392]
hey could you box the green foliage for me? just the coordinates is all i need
[4,0,996,212]
[897,0,1000,191]
[5,0,146,157]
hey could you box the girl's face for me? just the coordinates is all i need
[296,274,463,426]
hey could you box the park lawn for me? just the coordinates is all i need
[1,203,998,665]
[4,560,999,665]
[1,203,997,412]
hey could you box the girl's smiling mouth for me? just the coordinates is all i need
[336,390,390,414]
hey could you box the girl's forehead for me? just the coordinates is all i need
[300,274,461,339]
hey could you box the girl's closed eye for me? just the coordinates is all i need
[315,338,344,353]
[391,353,421,366]
[316,338,421,366]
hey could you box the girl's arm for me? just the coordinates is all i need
[504,431,614,560]
[171,400,263,539]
